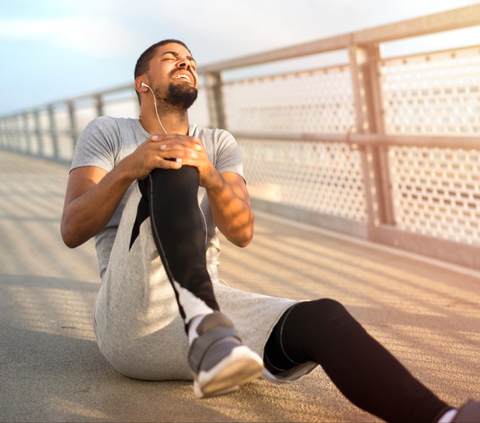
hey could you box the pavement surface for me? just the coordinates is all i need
[0,149,479,422]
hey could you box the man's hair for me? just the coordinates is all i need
[134,39,191,80]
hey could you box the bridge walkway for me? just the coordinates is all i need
[1,149,479,422]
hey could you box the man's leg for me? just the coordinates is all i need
[137,166,263,398]
[138,165,217,323]
[264,299,452,423]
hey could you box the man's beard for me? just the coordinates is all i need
[155,83,198,110]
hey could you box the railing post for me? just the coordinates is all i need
[13,114,22,152]
[205,72,227,129]
[3,117,12,149]
[0,118,4,148]
[4,117,10,149]
[1,118,7,148]
[365,44,395,227]
[5,117,12,149]
[9,116,18,151]
[33,109,44,157]
[5,116,12,150]
[22,112,32,154]
[95,94,104,117]
[48,105,59,159]
[2,118,7,149]
[349,43,395,239]
[67,101,77,149]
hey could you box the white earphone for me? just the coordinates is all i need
[140,82,167,134]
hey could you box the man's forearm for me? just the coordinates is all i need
[206,174,254,248]
[61,165,134,248]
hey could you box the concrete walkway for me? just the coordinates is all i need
[1,149,479,422]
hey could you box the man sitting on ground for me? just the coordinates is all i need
[61,39,479,422]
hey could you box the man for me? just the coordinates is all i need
[62,40,478,421]
[61,39,268,399]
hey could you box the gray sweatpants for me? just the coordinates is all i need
[92,183,317,381]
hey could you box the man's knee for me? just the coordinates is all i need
[151,166,199,190]
[296,298,348,320]
[137,166,199,204]
[290,298,357,335]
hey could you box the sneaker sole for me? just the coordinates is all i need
[194,346,264,399]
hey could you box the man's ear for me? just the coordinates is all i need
[135,77,149,94]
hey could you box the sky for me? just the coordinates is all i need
[1,0,479,115]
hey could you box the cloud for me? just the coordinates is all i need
[0,17,147,57]
[1,0,472,64]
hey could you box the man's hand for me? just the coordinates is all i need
[143,134,220,189]
[134,134,253,247]
[120,133,205,181]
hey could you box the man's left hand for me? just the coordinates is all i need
[159,136,222,190]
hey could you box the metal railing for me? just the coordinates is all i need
[1,4,480,269]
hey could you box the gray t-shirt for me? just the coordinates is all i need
[70,116,244,279]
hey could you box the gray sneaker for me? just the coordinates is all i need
[453,401,480,422]
[188,312,264,399]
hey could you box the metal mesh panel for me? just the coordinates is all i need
[103,98,139,119]
[74,106,97,134]
[224,66,355,133]
[382,45,480,135]
[390,146,480,245]
[238,138,367,221]
[52,108,74,160]
[0,119,8,148]
[53,108,70,131]
[38,111,55,157]
[25,114,40,155]
[11,116,26,152]
[15,115,27,153]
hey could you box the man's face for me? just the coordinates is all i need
[147,43,199,110]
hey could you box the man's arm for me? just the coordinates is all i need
[62,132,253,249]
[158,137,254,248]
[205,171,254,248]
[61,165,132,248]
[61,134,200,248]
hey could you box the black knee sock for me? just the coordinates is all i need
[137,167,219,319]
[265,299,450,423]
